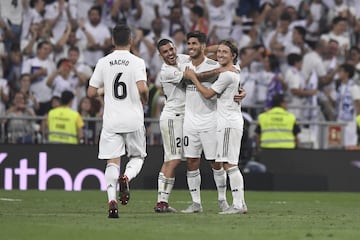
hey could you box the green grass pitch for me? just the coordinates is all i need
[1,190,360,240]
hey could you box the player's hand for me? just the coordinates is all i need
[234,87,246,103]
[184,67,196,82]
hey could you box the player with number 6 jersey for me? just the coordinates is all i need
[88,24,149,218]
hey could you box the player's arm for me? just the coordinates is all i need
[184,67,216,99]
[87,86,104,98]
[196,65,237,83]
[137,80,149,105]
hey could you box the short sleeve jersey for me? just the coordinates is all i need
[159,54,189,117]
[211,70,244,130]
[89,50,147,132]
[182,57,220,131]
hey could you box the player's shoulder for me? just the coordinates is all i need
[177,54,191,64]
[204,57,219,66]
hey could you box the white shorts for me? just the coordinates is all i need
[160,116,184,162]
[183,127,217,160]
[215,128,243,165]
[98,126,147,160]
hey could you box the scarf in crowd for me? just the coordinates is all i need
[337,80,355,121]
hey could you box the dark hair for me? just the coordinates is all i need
[218,40,238,64]
[186,31,207,43]
[57,58,70,68]
[61,91,74,105]
[271,94,285,107]
[191,5,204,17]
[268,54,280,72]
[37,40,51,50]
[88,5,102,16]
[112,24,131,46]
[287,53,302,66]
[68,45,80,53]
[293,26,306,40]
[332,16,347,26]
[339,63,355,79]
[279,10,292,22]
[157,38,173,51]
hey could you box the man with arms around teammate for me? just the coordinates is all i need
[87,24,148,218]
[181,31,233,213]
[184,39,247,214]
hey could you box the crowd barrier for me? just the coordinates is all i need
[1,145,359,192]
[0,115,349,149]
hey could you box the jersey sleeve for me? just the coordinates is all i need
[134,59,147,82]
[88,60,103,88]
[160,64,184,83]
[211,72,233,94]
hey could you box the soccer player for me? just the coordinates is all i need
[184,39,247,214]
[154,38,236,213]
[87,24,149,218]
[180,31,229,213]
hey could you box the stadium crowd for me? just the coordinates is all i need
[1,0,360,147]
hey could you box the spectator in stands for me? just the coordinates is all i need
[47,90,84,144]
[189,5,209,35]
[46,58,74,100]
[255,93,301,149]
[21,40,56,116]
[333,63,360,147]
[136,0,161,35]
[206,0,238,44]
[163,5,186,37]
[4,43,23,93]
[44,0,73,43]
[138,17,172,80]
[171,28,187,54]
[19,73,39,113]
[264,54,286,109]
[0,77,10,117]
[265,10,293,61]
[320,16,351,63]
[67,46,93,108]
[0,0,25,51]
[21,20,53,60]
[21,0,46,40]
[78,96,97,145]
[285,53,317,121]
[5,91,36,143]
[76,5,112,69]
[108,0,142,29]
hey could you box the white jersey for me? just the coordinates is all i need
[211,70,244,130]
[159,54,189,118]
[89,50,147,132]
[21,57,56,103]
[183,57,220,131]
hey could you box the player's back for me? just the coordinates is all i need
[97,50,147,132]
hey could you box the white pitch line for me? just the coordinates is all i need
[0,198,22,202]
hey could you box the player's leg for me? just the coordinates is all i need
[218,128,247,214]
[201,129,228,210]
[98,129,125,218]
[181,128,203,213]
[120,126,147,205]
[155,117,183,212]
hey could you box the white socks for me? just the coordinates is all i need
[124,157,144,181]
[105,163,120,203]
[212,167,227,202]
[187,169,201,204]
[227,166,244,209]
[157,172,175,203]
